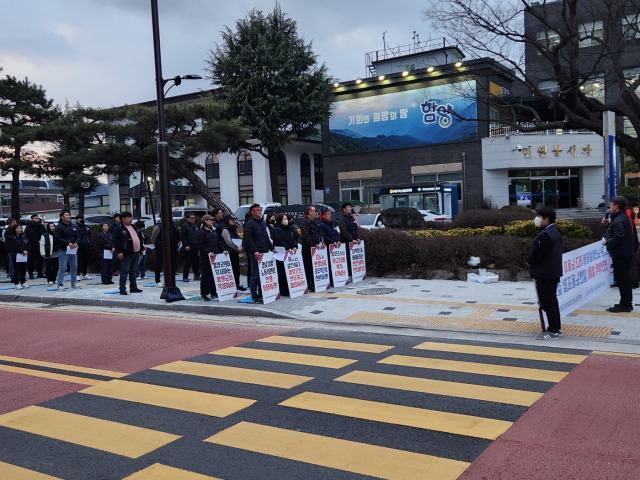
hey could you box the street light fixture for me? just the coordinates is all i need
[150,0,201,302]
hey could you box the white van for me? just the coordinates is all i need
[172,206,210,222]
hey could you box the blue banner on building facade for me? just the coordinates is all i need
[329,81,477,154]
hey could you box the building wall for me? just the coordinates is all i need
[482,131,604,208]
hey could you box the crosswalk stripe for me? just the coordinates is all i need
[0,354,127,378]
[123,463,223,480]
[336,370,543,406]
[210,346,357,369]
[413,341,587,364]
[205,421,470,480]
[0,406,180,458]
[379,355,567,382]
[280,392,512,440]
[0,364,104,386]
[80,379,255,417]
[152,361,313,389]
[0,461,62,480]
[255,335,394,353]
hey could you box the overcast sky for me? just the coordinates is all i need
[0,0,441,109]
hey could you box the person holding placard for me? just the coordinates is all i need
[243,204,276,304]
[113,211,144,295]
[54,211,81,290]
[220,214,244,292]
[7,224,28,289]
[300,206,324,292]
[40,222,59,286]
[197,215,225,301]
[98,222,115,285]
[337,202,361,277]
[272,213,299,296]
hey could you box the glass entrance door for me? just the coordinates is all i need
[531,178,557,208]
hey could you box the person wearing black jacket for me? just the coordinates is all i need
[109,213,121,276]
[25,213,45,279]
[603,196,636,313]
[300,206,324,292]
[220,214,244,291]
[151,219,180,286]
[336,203,361,276]
[75,214,92,280]
[242,204,276,303]
[113,211,144,295]
[39,222,58,285]
[53,211,80,290]
[98,222,115,285]
[526,206,563,340]
[272,213,299,296]
[180,212,200,282]
[7,224,28,289]
[197,215,225,301]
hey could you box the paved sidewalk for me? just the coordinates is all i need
[1,273,639,354]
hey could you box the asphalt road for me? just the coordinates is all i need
[1,305,638,479]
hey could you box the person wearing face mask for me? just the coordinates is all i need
[526,206,563,339]
[220,214,245,291]
[272,213,298,296]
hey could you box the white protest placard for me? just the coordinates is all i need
[284,249,307,298]
[312,245,331,291]
[209,253,238,302]
[66,246,78,255]
[15,253,28,263]
[329,243,349,288]
[103,249,113,260]
[349,241,366,283]
[556,241,613,318]
[258,252,280,304]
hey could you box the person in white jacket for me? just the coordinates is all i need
[40,222,58,285]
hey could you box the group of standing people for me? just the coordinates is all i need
[242,202,361,304]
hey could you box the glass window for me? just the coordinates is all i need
[300,153,311,176]
[537,29,561,53]
[205,154,220,179]
[579,21,603,47]
[508,170,531,178]
[413,174,437,183]
[301,188,312,204]
[314,154,324,190]
[438,172,463,182]
[238,150,253,176]
[239,189,254,205]
[538,80,559,93]
[623,13,640,39]
[579,75,605,101]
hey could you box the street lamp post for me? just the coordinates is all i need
[150,0,201,302]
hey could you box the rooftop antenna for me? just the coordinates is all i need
[383,31,389,57]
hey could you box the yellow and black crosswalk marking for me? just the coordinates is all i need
[0,331,590,480]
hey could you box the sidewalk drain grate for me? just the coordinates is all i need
[356,287,397,295]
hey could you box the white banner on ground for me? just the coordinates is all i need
[284,249,308,298]
[258,252,280,304]
[557,241,613,318]
[329,244,349,288]
[209,253,237,302]
[311,245,331,291]
[349,241,366,283]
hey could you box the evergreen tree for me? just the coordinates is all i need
[0,74,58,219]
[206,3,334,202]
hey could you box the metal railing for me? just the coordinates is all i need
[489,124,594,137]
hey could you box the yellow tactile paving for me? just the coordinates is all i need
[0,461,62,480]
[255,335,394,353]
[123,463,223,480]
[80,379,255,417]
[379,355,568,382]
[152,361,313,389]
[335,370,543,407]
[205,421,470,480]
[346,311,614,338]
[280,392,512,440]
[0,355,127,378]
[413,341,587,364]
[0,365,104,386]
[209,346,357,369]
